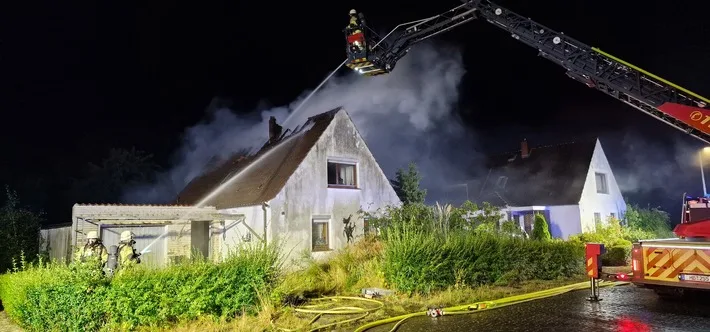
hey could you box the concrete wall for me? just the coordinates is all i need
[269,110,401,264]
[40,224,72,263]
[579,139,627,232]
[219,205,265,258]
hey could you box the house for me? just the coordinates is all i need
[474,138,626,239]
[175,107,401,262]
[47,107,401,266]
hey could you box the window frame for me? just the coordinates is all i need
[594,212,602,229]
[327,160,358,189]
[312,217,331,252]
[595,172,609,194]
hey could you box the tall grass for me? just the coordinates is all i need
[0,242,281,332]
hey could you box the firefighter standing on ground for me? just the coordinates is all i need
[117,231,141,270]
[75,231,108,267]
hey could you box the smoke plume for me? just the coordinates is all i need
[122,41,482,204]
[602,129,705,209]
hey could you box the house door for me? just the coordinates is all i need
[100,225,168,267]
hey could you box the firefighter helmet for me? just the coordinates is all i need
[349,9,357,15]
[86,231,98,240]
[120,230,135,242]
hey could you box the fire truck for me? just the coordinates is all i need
[341,1,710,297]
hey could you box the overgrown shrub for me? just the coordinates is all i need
[381,230,583,294]
[0,243,281,331]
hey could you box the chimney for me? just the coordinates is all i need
[521,139,529,158]
[268,116,283,143]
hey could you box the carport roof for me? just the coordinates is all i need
[175,107,342,209]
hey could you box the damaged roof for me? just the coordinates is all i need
[477,138,598,207]
[175,107,342,209]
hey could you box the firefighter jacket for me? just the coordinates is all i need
[117,242,141,269]
[75,242,108,266]
[348,16,362,34]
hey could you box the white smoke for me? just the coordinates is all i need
[602,129,705,203]
[122,42,481,204]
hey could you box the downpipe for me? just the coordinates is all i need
[262,202,269,245]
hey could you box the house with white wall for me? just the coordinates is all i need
[48,107,400,266]
[476,138,626,239]
[176,107,401,262]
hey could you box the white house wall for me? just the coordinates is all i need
[270,110,401,263]
[547,205,582,239]
[219,205,266,258]
[578,139,627,232]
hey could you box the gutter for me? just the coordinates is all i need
[262,202,269,245]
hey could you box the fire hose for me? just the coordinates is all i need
[355,280,629,332]
[271,280,628,332]
[271,296,384,332]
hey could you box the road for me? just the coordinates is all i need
[374,285,710,331]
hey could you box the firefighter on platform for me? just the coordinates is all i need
[75,231,108,267]
[347,9,366,52]
[117,231,141,270]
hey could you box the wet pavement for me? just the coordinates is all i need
[375,285,710,332]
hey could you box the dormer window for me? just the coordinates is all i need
[496,176,508,188]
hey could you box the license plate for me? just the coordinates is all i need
[681,274,710,283]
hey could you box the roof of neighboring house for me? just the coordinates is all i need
[175,107,341,209]
[476,138,598,207]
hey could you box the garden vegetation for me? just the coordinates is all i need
[0,197,673,331]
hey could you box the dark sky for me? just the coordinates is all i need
[2,0,709,224]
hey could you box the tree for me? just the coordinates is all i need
[66,147,160,204]
[0,186,44,272]
[390,162,426,205]
[623,203,672,236]
[531,213,551,241]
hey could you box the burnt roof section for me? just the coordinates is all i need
[477,138,598,207]
[175,107,341,209]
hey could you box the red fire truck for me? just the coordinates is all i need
[625,195,710,297]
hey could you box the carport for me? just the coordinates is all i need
[71,204,225,267]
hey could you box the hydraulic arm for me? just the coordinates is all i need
[343,0,710,144]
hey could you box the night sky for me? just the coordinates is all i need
[2,0,709,225]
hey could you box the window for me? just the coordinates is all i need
[327,161,357,188]
[312,218,330,251]
[594,213,602,229]
[595,172,608,194]
[496,176,508,188]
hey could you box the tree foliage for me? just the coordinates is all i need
[390,162,426,205]
[623,203,673,237]
[531,213,551,241]
[67,147,160,204]
[0,186,44,272]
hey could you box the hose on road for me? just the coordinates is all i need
[272,280,628,332]
[354,280,629,332]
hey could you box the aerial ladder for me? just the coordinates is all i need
[343,0,710,296]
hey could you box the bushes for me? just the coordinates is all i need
[381,230,583,294]
[531,214,551,241]
[0,243,281,332]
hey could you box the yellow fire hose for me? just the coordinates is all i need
[355,280,629,332]
[272,281,628,332]
[272,296,385,332]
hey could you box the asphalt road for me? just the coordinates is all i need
[379,285,710,332]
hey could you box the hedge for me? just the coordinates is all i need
[0,243,280,331]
